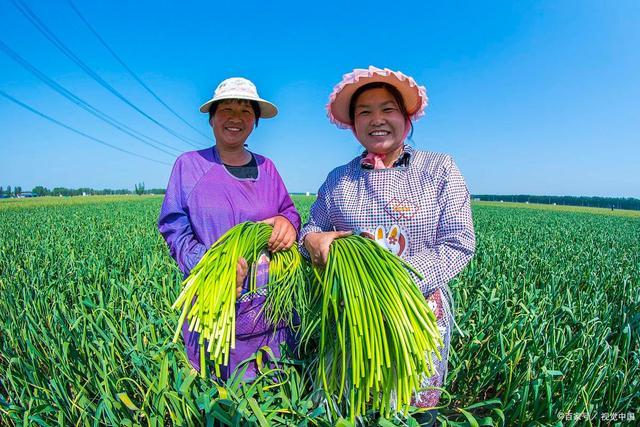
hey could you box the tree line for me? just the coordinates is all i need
[1,186,637,210]
[0,184,166,197]
[473,194,640,211]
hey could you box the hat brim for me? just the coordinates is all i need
[327,67,428,129]
[199,96,278,118]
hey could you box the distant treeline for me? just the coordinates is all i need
[0,185,166,197]
[473,194,640,211]
[2,186,638,210]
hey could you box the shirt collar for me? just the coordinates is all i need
[360,145,413,169]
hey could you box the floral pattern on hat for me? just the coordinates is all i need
[326,66,428,129]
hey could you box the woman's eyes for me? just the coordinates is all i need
[358,107,397,116]
[221,108,251,115]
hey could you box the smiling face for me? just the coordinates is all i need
[352,87,407,157]
[210,99,256,148]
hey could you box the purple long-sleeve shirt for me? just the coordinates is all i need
[159,147,300,276]
[158,146,300,378]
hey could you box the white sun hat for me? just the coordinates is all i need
[199,77,278,118]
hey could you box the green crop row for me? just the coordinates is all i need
[0,196,638,426]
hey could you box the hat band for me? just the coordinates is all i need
[214,92,261,101]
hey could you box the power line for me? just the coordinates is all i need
[0,38,181,158]
[11,0,206,149]
[66,0,210,142]
[0,89,172,166]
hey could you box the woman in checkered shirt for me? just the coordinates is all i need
[300,66,476,425]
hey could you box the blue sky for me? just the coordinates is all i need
[1,0,638,197]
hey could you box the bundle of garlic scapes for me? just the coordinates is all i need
[171,221,306,378]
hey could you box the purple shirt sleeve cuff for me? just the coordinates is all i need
[183,242,208,275]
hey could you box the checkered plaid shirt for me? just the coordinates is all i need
[300,145,475,297]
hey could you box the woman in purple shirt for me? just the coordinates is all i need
[301,67,475,425]
[158,77,300,380]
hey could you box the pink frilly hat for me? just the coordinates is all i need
[326,66,428,129]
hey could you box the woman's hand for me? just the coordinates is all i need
[261,215,296,252]
[303,231,352,267]
[236,257,248,298]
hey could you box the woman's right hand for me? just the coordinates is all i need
[303,231,352,267]
[236,257,248,298]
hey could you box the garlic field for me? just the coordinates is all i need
[0,195,638,426]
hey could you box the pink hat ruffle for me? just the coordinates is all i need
[326,66,428,129]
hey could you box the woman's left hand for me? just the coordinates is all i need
[261,215,296,252]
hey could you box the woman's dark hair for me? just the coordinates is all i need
[348,82,413,139]
[209,99,261,127]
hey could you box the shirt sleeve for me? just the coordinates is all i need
[158,156,208,276]
[405,157,476,296]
